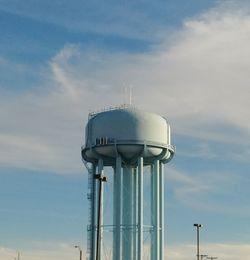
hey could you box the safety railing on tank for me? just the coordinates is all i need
[83,138,176,152]
[88,104,137,119]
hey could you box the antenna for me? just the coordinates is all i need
[129,85,132,105]
[122,85,132,105]
[122,85,127,105]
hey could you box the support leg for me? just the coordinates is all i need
[122,165,133,260]
[91,165,97,260]
[151,160,160,260]
[133,167,138,260]
[113,156,122,260]
[159,162,164,260]
[138,157,144,260]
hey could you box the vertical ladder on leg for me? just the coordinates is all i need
[83,160,95,260]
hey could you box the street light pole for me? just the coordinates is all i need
[95,172,107,260]
[193,224,202,260]
[74,245,82,260]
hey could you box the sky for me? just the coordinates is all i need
[1,0,250,259]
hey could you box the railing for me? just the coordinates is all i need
[88,104,137,119]
[82,139,176,153]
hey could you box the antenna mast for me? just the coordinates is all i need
[129,86,132,105]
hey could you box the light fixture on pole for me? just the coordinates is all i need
[193,224,202,260]
[200,254,208,260]
[207,257,217,260]
[74,245,82,260]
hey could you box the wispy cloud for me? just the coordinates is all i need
[166,242,250,260]
[1,2,250,174]
[0,0,218,41]
[166,167,219,210]
[165,166,250,216]
[0,242,85,260]
[2,241,250,260]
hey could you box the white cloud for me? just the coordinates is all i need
[165,166,250,216]
[166,243,250,260]
[0,0,164,40]
[1,3,250,173]
[3,241,248,260]
[46,4,250,143]
[166,167,218,209]
[0,243,86,260]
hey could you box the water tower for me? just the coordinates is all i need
[81,105,175,260]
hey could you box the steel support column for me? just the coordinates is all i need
[113,156,122,260]
[159,162,164,260]
[138,157,144,260]
[151,160,160,260]
[150,164,154,260]
[122,166,133,260]
[133,167,138,260]
[90,165,97,260]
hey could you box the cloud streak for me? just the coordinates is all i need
[2,242,249,260]
[165,165,250,217]
[166,242,250,260]
[1,2,250,174]
[0,0,218,41]
[0,243,86,260]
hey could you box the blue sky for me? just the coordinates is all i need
[1,0,250,259]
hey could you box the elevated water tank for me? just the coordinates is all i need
[82,107,174,165]
[81,106,175,260]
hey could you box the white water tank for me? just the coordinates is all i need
[82,107,174,165]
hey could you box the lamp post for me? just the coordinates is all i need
[74,245,82,260]
[95,173,107,260]
[193,224,202,260]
